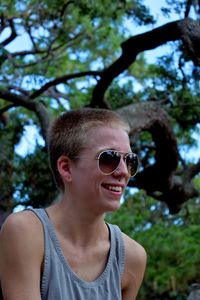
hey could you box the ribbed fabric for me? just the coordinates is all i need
[29,208,125,300]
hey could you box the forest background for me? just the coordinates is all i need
[0,0,200,299]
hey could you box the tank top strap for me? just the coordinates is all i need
[26,208,50,229]
[106,223,125,279]
[25,209,125,299]
[26,208,53,295]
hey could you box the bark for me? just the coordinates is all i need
[91,18,200,107]
[117,102,199,214]
[0,16,200,213]
[0,90,50,143]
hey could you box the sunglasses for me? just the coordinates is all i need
[95,150,139,177]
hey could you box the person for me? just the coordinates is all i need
[0,108,147,299]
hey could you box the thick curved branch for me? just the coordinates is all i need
[91,18,200,107]
[116,102,199,214]
[30,71,101,99]
[117,101,179,185]
[159,171,199,214]
[178,18,200,65]
[0,89,49,142]
[0,104,16,115]
[118,100,200,214]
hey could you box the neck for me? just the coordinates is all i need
[46,195,108,247]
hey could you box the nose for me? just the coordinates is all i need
[113,156,130,179]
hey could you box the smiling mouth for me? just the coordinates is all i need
[103,184,123,193]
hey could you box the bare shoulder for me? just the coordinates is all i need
[0,210,43,248]
[0,210,44,299]
[123,232,147,267]
[0,210,44,264]
[122,232,147,300]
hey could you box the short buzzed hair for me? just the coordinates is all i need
[48,108,129,191]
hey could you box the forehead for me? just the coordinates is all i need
[85,125,131,152]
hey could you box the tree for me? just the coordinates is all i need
[0,0,200,216]
[106,184,200,299]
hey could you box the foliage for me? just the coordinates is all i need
[0,110,57,211]
[0,0,157,212]
[13,145,57,209]
[0,0,200,298]
[0,0,199,210]
[106,189,200,299]
[0,110,27,212]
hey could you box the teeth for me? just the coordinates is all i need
[108,186,122,192]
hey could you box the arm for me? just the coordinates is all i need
[0,211,44,300]
[121,233,147,300]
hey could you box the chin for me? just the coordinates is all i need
[105,202,121,213]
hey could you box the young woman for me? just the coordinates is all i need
[0,108,147,299]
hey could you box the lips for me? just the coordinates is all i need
[102,184,123,193]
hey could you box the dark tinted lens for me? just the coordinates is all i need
[99,151,120,174]
[126,153,139,176]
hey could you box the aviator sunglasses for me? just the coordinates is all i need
[95,150,139,177]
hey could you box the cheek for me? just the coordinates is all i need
[71,159,104,186]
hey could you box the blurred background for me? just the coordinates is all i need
[0,0,200,298]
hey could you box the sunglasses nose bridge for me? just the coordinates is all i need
[114,153,130,176]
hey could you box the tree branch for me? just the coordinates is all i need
[117,101,200,214]
[0,89,50,142]
[30,71,101,99]
[178,18,200,65]
[0,104,16,115]
[91,18,200,107]
[118,101,179,182]
[60,1,74,17]
[185,0,193,18]
[0,14,7,33]
[0,19,17,46]
[186,159,200,179]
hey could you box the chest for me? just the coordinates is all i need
[58,236,111,282]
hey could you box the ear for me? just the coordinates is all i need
[57,155,72,182]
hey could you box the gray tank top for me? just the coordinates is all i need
[29,208,125,300]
